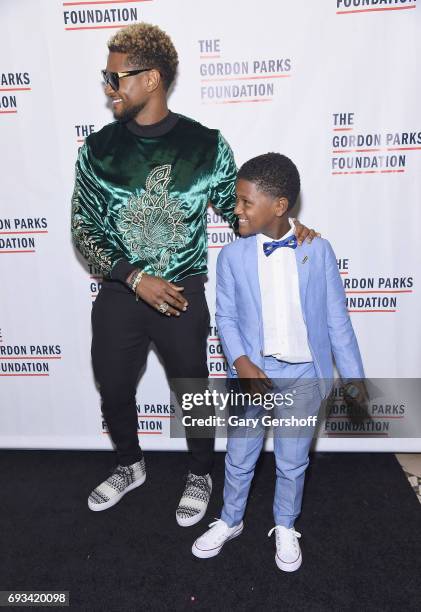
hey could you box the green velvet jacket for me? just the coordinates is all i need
[71,113,237,283]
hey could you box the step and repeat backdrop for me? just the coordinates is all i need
[1,0,420,452]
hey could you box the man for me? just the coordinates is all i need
[71,22,317,526]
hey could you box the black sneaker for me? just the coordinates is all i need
[176,472,212,526]
[88,459,146,512]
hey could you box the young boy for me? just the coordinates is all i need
[192,153,365,571]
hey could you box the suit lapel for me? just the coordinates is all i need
[295,245,310,322]
[242,236,264,348]
[243,235,262,315]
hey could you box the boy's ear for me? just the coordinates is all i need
[276,197,289,216]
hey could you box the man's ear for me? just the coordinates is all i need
[276,197,289,216]
[146,69,162,92]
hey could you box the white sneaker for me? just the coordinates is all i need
[268,525,302,572]
[176,472,212,527]
[192,519,244,558]
[88,459,146,511]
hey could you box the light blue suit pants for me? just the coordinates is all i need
[220,357,321,528]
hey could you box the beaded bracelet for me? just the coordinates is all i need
[131,270,145,301]
[126,269,138,288]
[126,269,141,291]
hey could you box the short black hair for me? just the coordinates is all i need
[237,153,300,210]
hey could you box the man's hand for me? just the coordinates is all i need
[234,355,272,397]
[293,219,321,245]
[136,273,188,316]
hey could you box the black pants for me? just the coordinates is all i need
[91,275,214,475]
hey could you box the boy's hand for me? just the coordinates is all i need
[293,219,321,245]
[343,380,371,424]
[234,355,272,397]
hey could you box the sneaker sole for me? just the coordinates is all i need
[88,473,146,512]
[192,523,244,559]
[275,551,302,572]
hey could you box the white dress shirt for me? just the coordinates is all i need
[256,220,313,363]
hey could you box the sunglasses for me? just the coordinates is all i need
[101,68,153,92]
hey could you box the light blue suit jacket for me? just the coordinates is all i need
[215,235,365,398]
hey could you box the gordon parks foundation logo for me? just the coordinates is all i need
[88,264,102,300]
[205,207,235,376]
[207,325,228,378]
[62,0,153,32]
[0,330,62,377]
[206,206,235,377]
[198,39,291,105]
[73,123,102,300]
[0,217,48,254]
[331,112,421,175]
[75,123,96,149]
[338,257,414,313]
[207,208,236,251]
[102,402,175,435]
[323,385,406,437]
[0,72,31,114]
[336,0,416,14]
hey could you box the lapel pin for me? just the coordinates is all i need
[302,256,308,264]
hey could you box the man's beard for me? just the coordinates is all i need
[114,101,145,123]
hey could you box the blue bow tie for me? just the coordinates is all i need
[263,235,298,256]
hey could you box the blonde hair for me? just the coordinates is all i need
[108,23,178,90]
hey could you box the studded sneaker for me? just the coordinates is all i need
[176,472,212,527]
[192,519,243,558]
[88,458,146,512]
[268,525,302,572]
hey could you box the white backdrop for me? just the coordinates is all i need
[1,0,420,452]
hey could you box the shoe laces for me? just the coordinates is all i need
[268,526,301,551]
[185,472,209,495]
[108,465,131,487]
[114,465,131,476]
[206,519,230,542]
